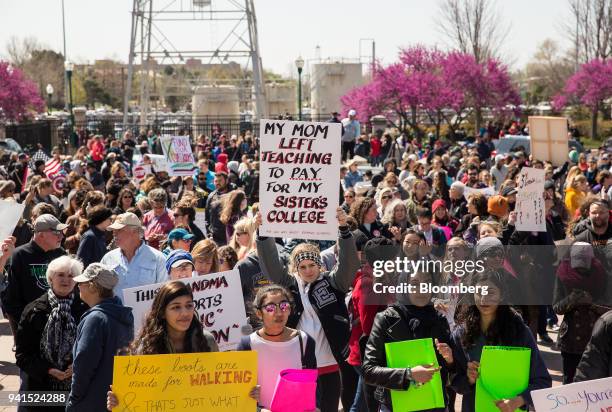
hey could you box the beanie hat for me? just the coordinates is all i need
[165,249,194,274]
[487,195,509,218]
[217,153,228,164]
[432,199,447,213]
[570,241,594,269]
[227,160,239,174]
[214,162,228,174]
[476,236,503,258]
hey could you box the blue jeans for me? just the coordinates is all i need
[350,365,367,412]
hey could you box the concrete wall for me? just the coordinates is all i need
[310,63,363,118]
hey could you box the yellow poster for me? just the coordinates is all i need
[112,351,257,411]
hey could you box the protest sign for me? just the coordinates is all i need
[259,119,342,240]
[122,270,246,351]
[476,346,531,412]
[133,164,152,181]
[160,136,197,176]
[147,154,172,174]
[112,351,257,412]
[529,116,569,166]
[531,376,612,412]
[463,186,496,200]
[0,201,25,240]
[515,167,546,232]
[194,207,207,236]
[384,338,445,411]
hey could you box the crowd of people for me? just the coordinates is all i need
[0,113,611,412]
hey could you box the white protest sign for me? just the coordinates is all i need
[463,186,496,200]
[194,207,207,236]
[147,154,172,174]
[529,116,569,166]
[515,167,546,232]
[259,119,342,240]
[0,200,25,240]
[122,270,246,351]
[531,376,612,412]
[133,163,152,181]
[160,135,197,176]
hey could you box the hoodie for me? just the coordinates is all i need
[67,296,134,412]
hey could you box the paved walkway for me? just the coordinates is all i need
[0,319,564,412]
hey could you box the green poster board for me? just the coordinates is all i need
[384,338,445,412]
[475,346,531,412]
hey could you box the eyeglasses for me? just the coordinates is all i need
[259,301,291,313]
[123,195,133,199]
[381,195,392,200]
[48,229,64,237]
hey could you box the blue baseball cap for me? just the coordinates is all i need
[168,228,195,241]
[165,249,194,274]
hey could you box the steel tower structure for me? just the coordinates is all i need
[122,0,267,128]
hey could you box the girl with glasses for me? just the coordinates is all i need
[237,285,317,412]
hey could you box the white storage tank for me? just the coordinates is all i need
[264,82,296,118]
[310,62,363,118]
[192,85,240,120]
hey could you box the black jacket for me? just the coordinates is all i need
[15,292,88,397]
[76,226,108,268]
[256,228,359,365]
[362,304,452,411]
[575,309,612,381]
[205,188,229,245]
[1,241,65,321]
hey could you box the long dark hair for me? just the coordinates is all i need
[129,281,210,355]
[220,190,246,224]
[456,272,524,348]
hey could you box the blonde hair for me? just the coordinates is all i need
[229,217,257,253]
[191,239,219,273]
[478,220,502,237]
[570,174,587,189]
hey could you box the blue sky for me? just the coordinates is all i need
[1,0,571,76]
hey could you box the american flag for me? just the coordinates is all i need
[44,158,62,179]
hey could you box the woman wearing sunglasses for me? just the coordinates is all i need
[255,208,359,412]
[238,285,317,412]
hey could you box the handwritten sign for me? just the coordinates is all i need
[147,154,172,175]
[161,136,197,176]
[0,200,25,240]
[531,376,612,412]
[529,116,568,166]
[112,351,257,412]
[194,207,207,237]
[122,270,247,350]
[515,167,546,232]
[259,119,341,240]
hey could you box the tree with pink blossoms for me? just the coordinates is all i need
[0,60,44,122]
[341,46,520,139]
[553,59,612,139]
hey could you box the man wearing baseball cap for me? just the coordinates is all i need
[341,109,360,162]
[99,212,167,300]
[67,263,133,411]
[2,214,66,339]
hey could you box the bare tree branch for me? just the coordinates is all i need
[436,0,510,63]
[565,0,612,63]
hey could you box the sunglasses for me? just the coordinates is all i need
[381,195,392,200]
[345,195,354,198]
[259,301,291,313]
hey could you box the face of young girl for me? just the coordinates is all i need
[474,282,501,317]
[434,207,446,220]
[164,295,195,333]
[479,225,497,239]
[297,259,320,284]
[258,292,291,327]
[194,256,214,275]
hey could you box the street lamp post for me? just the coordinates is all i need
[64,61,75,134]
[295,56,304,121]
[46,84,54,115]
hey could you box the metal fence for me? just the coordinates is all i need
[5,121,52,152]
